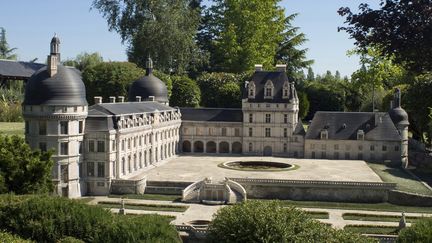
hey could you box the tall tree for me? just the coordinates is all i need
[338,0,432,74]
[92,0,202,74]
[0,28,17,60]
[63,52,103,71]
[306,67,315,82]
[202,0,312,73]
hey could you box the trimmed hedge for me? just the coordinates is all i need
[399,217,432,242]
[0,195,180,243]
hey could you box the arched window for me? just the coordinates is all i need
[248,81,256,98]
[282,81,290,98]
[264,80,274,99]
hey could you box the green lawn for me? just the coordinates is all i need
[344,225,398,235]
[0,122,24,137]
[108,194,181,201]
[368,162,432,195]
[97,201,188,212]
[343,213,426,223]
[306,211,329,219]
[260,199,432,214]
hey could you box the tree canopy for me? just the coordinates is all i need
[92,0,203,74]
[0,28,17,60]
[338,0,432,74]
[169,75,201,107]
[63,52,103,71]
[0,135,53,194]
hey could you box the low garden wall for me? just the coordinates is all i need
[229,178,397,203]
[388,190,432,207]
[110,177,146,195]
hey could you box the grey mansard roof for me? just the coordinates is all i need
[242,70,297,103]
[88,101,176,116]
[180,107,243,122]
[305,111,401,141]
[0,60,44,79]
[23,65,87,106]
[293,119,306,136]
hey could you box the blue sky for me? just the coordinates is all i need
[0,0,378,77]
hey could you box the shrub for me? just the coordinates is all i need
[207,200,372,243]
[0,195,180,243]
[0,230,33,243]
[399,217,432,242]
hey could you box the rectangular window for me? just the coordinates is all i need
[382,145,387,151]
[370,145,375,151]
[134,137,137,147]
[284,114,288,124]
[128,139,131,149]
[265,128,271,137]
[112,140,116,151]
[334,144,339,150]
[345,152,350,159]
[248,143,253,152]
[358,145,363,151]
[234,128,240,137]
[78,141,83,154]
[139,136,142,146]
[39,142,47,152]
[97,141,105,152]
[61,164,68,182]
[311,151,316,159]
[60,121,68,135]
[248,127,253,137]
[249,114,253,123]
[78,121,84,133]
[39,121,47,135]
[60,142,68,155]
[321,151,326,159]
[265,114,271,123]
[284,128,288,138]
[334,152,339,159]
[112,161,116,177]
[87,162,94,177]
[221,128,227,136]
[265,87,272,97]
[283,143,287,153]
[121,140,125,151]
[88,140,95,152]
[79,163,83,177]
[358,153,363,160]
[97,162,105,178]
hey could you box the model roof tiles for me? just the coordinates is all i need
[180,107,243,122]
[88,101,176,116]
[243,70,295,103]
[0,60,44,79]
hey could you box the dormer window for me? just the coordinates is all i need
[248,81,256,98]
[320,129,328,140]
[282,81,290,99]
[264,80,274,99]
[357,130,364,140]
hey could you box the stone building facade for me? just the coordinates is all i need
[23,37,409,197]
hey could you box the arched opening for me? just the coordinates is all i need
[182,141,191,153]
[219,141,229,153]
[263,146,272,156]
[232,142,242,154]
[206,141,216,153]
[194,141,204,153]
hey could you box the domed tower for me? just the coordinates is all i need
[388,88,409,168]
[128,57,169,105]
[23,35,88,198]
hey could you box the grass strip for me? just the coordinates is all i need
[0,122,24,137]
[257,199,432,214]
[109,194,181,201]
[306,211,329,219]
[75,197,95,204]
[343,213,426,223]
[344,225,399,235]
[97,201,188,212]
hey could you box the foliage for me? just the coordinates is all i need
[82,62,145,104]
[297,91,309,119]
[0,81,24,122]
[0,195,180,243]
[0,135,54,194]
[202,0,312,73]
[207,200,372,243]
[338,0,432,74]
[92,0,203,74]
[63,52,103,71]
[399,217,432,243]
[0,230,32,243]
[169,76,201,107]
[303,82,345,120]
[57,237,84,243]
[0,27,17,60]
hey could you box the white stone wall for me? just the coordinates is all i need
[23,105,87,198]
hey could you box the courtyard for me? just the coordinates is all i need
[136,155,383,183]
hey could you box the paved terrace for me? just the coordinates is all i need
[135,155,382,183]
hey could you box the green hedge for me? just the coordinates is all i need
[0,230,33,243]
[0,195,180,243]
[399,217,432,242]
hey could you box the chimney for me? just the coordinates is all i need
[136,96,142,102]
[118,96,124,103]
[47,54,58,77]
[254,64,263,71]
[109,96,116,103]
[148,96,155,101]
[276,64,287,72]
[94,96,102,104]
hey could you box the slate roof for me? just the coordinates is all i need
[0,59,44,79]
[85,117,115,132]
[242,70,297,103]
[128,71,169,103]
[88,101,176,116]
[293,119,306,135]
[305,111,401,141]
[180,107,243,122]
[23,65,87,106]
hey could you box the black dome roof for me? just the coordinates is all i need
[23,65,87,106]
[128,72,168,103]
[389,107,409,125]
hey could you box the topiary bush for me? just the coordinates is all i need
[0,195,180,243]
[207,200,373,243]
[399,217,432,242]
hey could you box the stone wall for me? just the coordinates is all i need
[388,190,432,207]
